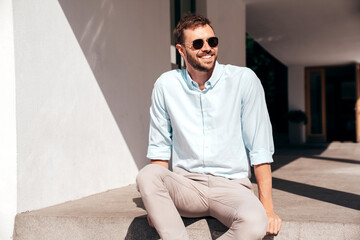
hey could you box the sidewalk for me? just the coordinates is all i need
[14,142,360,239]
[259,142,360,239]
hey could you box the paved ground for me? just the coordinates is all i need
[259,142,360,225]
[14,142,360,240]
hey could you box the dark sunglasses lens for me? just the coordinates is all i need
[192,39,204,49]
[208,37,218,47]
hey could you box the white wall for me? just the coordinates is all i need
[0,1,17,239]
[288,66,306,144]
[197,0,246,66]
[13,0,170,212]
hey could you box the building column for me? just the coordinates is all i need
[288,66,306,144]
[196,0,246,66]
[356,64,360,142]
[0,0,17,239]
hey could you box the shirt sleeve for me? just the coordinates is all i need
[240,69,274,166]
[146,81,172,160]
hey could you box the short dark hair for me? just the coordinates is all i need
[173,14,213,44]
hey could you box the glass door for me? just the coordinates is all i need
[305,68,326,142]
[325,65,357,142]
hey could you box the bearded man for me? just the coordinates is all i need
[136,14,282,240]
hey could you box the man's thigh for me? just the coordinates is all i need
[163,167,209,218]
[138,164,209,218]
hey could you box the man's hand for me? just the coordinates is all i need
[265,210,282,235]
[254,163,282,235]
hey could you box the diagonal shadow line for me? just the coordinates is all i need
[269,146,329,172]
[272,177,360,210]
[269,153,360,174]
[270,157,299,172]
[309,155,360,165]
[57,0,165,171]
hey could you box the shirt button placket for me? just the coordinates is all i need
[202,94,208,166]
[200,93,205,166]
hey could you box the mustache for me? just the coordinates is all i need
[198,50,215,56]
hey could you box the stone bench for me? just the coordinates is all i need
[14,145,360,239]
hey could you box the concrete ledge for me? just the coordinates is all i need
[13,184,360,240]
[14,145,360,239]
[14,214,360,240]
[14,214,228,240]
[14,184,232,240]
[13,185,230,240]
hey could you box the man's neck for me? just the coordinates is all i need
[187,66,214,91]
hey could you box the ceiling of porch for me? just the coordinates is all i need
[245,0,360,67]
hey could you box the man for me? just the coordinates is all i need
[137,14,281,240]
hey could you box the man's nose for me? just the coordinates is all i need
[201,40,211,52]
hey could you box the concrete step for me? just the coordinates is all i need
[13,184,360,240]
[14,145,360,239]
[13,185,229,240]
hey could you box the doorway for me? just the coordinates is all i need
[306,64,358,143]
[325,65,357,141]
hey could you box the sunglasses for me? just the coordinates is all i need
[187,37,219,50]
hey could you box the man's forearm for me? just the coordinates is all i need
[254,163,282,235]
[254,163,274,211]
[150,159,169,169]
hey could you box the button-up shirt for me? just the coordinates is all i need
[146,62,274,179]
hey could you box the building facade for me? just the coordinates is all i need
[1,0,360,239]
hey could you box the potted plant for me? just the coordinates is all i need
[288,110,308,125]
[288,110,307,144]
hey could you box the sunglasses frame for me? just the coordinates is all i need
[183,37,219,50]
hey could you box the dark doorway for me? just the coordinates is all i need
[246,34,288,145]
[325,64,357,142]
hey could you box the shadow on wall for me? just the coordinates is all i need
[57,0,170,170]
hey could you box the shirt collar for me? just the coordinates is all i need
[184,61,223,91]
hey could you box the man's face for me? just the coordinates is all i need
[178,24,218,72]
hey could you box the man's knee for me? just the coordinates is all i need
[233,203,268,239]
[248,210,268,239]
[136,164,168,193]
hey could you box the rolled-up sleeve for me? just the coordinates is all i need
[240,69,274,166]
[146,81,172,160]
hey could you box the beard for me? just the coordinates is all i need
[185,49,217,72]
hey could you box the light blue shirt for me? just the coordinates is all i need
[147,62,274,179]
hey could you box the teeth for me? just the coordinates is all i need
[202,55,212,59]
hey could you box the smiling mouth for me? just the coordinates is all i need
[199,54,214,60]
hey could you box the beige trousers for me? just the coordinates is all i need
[136,164,268,240]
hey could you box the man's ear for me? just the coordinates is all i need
[176,44,186,58]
